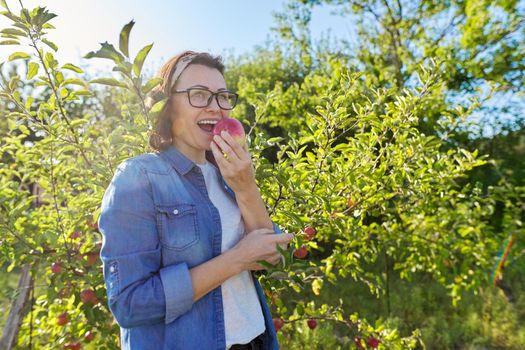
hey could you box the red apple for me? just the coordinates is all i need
[354,336,364,348]
[304,226,316,240]
[293,246,308,259]
[64,342,81,350]
[56,312,69,326]
[84,253,99,267]
[84,330,94,342]
[367,337,380,348]
[51,262,62,274]
[307,319,317,330]
[87,220,99,232]
[212,117,245,145]
[69,231,81,239]
[273,318,285,332]
[80,289,98,305]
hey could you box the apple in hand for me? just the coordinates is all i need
[212,117,245,146]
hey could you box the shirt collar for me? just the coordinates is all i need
[160,146,219,175]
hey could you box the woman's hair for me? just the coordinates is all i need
[146,51,225,152]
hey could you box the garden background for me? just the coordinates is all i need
[0,0,524,349]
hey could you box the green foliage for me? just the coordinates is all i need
[0,0,523,349]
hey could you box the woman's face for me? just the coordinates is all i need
[169,63,229,163]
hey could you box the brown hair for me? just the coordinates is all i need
[146,51,225,152]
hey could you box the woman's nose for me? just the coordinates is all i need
[205,96,221,112]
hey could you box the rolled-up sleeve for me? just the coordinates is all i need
[272,221,282,234]
[98,159,194,328]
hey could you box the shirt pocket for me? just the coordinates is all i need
[156,204,200,251]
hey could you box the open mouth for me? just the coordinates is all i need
[197,119,218,133]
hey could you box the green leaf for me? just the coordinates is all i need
[61,63,83,73]
[0,28,26,36]
[25,96,33,110]
[89,78,127,88]
[0,40,19,45]
[149,98,167,115]
[42,38,58,51]
[0,0,8,9]
[112,62,133,78]
[18,124,30,135]
[27,62,38,80]
[44,51,57,68]
[119,20,135,58]
[71,90,93,97]
[84,41,125,64]
[61,78,87,88]
[141,77,163,94]
[133,43,153,77]
[8,51,30,61]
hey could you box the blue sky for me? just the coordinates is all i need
[0,0,352,75]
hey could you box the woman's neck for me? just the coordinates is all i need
[171,141,206,165]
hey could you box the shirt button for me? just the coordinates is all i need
[173,209,179,215]
[110,266,115,273]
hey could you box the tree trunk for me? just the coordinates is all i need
[0,264,33,350]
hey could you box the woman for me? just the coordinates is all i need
[98,51,293,350]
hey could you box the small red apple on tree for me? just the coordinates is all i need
[293,246,308,259]
[212,117,245,146]
[56,312,69,326]
[273,318,285,332]
[304,226,316,240]
[69,231,81,239]
[63,342,81,350]
[354,336,364,349]
[84,330,94,342]
[84,253,99,267]
[80,289,98,305]
[307,319,317,330]
[87,220,99,232]
[367,337,380,348]
[51,262,62,274]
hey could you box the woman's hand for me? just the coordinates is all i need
[210,130,257,195]
[230,228,294,271]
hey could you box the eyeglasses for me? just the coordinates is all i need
[173,87,238,110]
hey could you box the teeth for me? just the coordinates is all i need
[197,120,218,125]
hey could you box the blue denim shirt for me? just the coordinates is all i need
[98,146,281,350]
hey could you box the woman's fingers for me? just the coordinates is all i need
[219,130,248,160]
[212,134,235,159]
[210,141,230,169]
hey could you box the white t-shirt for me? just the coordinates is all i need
[196,160,265,349]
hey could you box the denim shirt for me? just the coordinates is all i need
[98,146,281,350]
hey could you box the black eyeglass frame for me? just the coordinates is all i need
[172,87,238,110]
